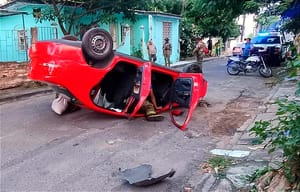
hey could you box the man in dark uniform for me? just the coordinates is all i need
[163,37,172,67]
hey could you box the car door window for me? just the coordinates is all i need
[169,75,204,131]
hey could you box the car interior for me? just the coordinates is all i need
[90,62,173,114]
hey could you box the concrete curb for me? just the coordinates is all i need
[171,56,225,68]
[0,88,53,103]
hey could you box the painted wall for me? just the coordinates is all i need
[72,12,180,65]
[149,15,179,65]
[0,4,64,62]
[1,3,180,64]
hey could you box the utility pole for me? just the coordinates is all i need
[240,14,246,42]
[181,0,185,15]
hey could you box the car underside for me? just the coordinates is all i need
[29,28,207,130]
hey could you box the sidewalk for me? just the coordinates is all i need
[192,79,298,191]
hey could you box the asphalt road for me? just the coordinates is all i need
[0,57,275,191]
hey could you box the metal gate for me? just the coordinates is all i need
[0,27,58,62]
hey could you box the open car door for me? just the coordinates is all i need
[126,62,152,119]
[169,74,207,131]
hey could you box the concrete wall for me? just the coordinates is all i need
[150,15,180,65]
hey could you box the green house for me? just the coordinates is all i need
[0,0,181,65]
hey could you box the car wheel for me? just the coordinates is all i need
[81,28,113,61]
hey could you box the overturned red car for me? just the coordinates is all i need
[28,28,207,130]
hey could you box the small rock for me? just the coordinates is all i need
[106,140,115,145]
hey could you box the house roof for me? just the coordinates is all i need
[0,1,181,19]
[0,0,43,16]
[135,10,181,19]
[0,8,28,16]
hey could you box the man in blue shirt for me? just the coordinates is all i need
[243,38,252,59]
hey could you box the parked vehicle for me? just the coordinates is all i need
[28,28,208,131]
[232,46,242,56]
[226,51,272,78]
[251,31,288,66]
[232,42,244,56]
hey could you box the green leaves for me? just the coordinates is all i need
[183,0,249,41]
[296,82,300,96]
[39,0,149,35]
[250,52,300,184]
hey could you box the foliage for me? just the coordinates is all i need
[145,0,183,15]
[179,0,297,50]
[37,0,148,36]
[250,50,300,188]
[246,166,274,183]
[179,17,200,58]
[255,15,280,32]
[281,17,300,34]
[253,0,299,33]
[131,48,143,59]
[208,156,232,169]
[208,156,232,178]
[183,0,245,41]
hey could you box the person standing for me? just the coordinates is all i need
[207,37,213,56]
[163,37,172,67]
[147,39,157,63]
[215,40,221,56]
[192,37,207,73]
[243,38,252,59]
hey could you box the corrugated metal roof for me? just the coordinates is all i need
[0,0,43,9]
[0,0,43,16]
[134,10,181,19]
[0,8,27,16]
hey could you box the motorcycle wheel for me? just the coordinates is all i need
[227,63,240,75]
[258,65,272,78]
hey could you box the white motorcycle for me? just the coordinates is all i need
[226,53,272,78]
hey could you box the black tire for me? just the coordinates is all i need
[182,64,202,73]
[258,65,272,78]
[226,62,240,75]
[65,102,81,114]
[81,28,113,61]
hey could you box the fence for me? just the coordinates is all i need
[0,27,58,62]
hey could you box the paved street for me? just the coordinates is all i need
[0,57,278,191]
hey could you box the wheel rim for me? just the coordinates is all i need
[227,66,239,74]
[259,67,272,76]
[91,35,107,54]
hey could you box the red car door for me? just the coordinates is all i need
[127,62,152,118]
[169,74,206,131]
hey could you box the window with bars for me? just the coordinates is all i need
[17,30,27,50]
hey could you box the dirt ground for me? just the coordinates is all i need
[186,94,264,138]
[209,96,262,136]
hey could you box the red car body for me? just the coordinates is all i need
[28,29,207,130]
